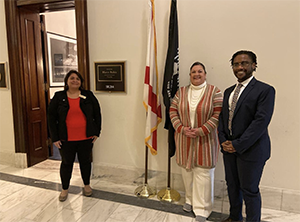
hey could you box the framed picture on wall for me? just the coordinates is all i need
[0,62,8,89]
[47,32,78,86]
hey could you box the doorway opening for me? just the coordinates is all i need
[5,0,89,167]
[41,10,78,161]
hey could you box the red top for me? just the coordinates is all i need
[66,97,90,141]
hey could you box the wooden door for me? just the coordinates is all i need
[19,8,48,166]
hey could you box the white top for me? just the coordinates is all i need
[188,81,207,128]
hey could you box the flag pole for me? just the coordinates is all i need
[157,126,180,202]
[134,146,156,198]
[159,0,180,202]
[135,0,160,199]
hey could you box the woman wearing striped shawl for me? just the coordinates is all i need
[170,62,223,222]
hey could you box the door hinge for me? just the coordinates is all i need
[46,138,52,147]
[40,21,45,32]
[43,83,49,92]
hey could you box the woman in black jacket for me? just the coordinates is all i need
[48,70,101,201]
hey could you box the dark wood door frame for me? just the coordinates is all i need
[4,0,90,165]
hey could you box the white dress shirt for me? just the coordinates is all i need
[228,76,254,109]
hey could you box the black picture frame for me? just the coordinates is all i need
[94,61,126,92]
[47,32,78,86]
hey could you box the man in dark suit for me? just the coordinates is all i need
[218,50,275,222]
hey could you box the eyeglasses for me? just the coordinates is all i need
[232,61,252,68]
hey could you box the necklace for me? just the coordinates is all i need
[189,82,206,112]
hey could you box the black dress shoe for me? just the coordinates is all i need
[221,217,243,222]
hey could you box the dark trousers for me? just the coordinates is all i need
[223,154,265,222]
[59,139,93,190]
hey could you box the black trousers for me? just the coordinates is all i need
[59,139,93,190]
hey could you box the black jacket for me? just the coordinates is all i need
[47,89,102,142]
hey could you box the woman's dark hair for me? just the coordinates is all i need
[230,50,258,71]
[190,61,207,74]
[64,70,84,90]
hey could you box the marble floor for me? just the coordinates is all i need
[0,159,299,222]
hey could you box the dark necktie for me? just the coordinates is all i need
[228,84,243,135]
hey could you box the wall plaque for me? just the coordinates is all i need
[95,61,126,92]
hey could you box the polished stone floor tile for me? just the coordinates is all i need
[0,185,39,213]
[0,164,10,170]
[107,204,143,222]
[105,218,123,222]
[260,186,282,211]
[163,213,194,222]
[65,195,100,213]
[27,188,58,204]
[0,194,6,201]
[134,208,167,222]
[47,208,85,222]
[0,199,40,222]
[39,171,61,184]
[261,208,300,222]
[18,218,35,222]
[92,179,138,197]
[0,181,26,196]
[26,193,80,222]
[0,179,8,186]
[0,165,20,173]
[0,159,300,222]
[76,199,120,222]
[282,189,300,213]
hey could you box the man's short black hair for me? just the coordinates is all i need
[231,50,257,71]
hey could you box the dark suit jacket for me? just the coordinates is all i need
[47,89,102,142]
[218,77,275,162]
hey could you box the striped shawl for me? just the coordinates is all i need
[170,84,223,170]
